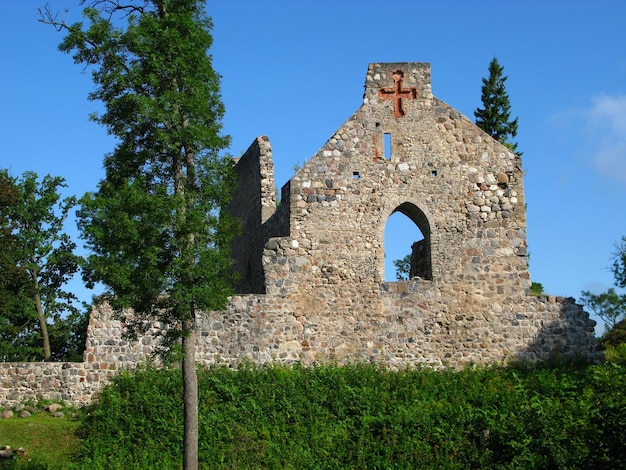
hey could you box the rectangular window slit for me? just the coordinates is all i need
[384,133,391,159]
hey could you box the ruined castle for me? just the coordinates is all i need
[0,63,600,407]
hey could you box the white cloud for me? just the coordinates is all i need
[587,94,626,135]
[584,94,626,184]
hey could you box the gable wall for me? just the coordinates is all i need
[282,63,528,302]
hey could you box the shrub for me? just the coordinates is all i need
[69,361,626,469]
[601,317,626,348]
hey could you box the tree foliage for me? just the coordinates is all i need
[0,174,34,359]
[611,235,626,289]
[0,170,84,361]
[474,57,520,154]
[393,254,410,280]
[602,318,626,348]
[581,288,626,330]
[581,236,626,330]
[41,1,236,468]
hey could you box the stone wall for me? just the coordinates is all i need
[285,75,527,293]
[228,136,276,293]
[229,135,290,293]
[0,303,162,408]
[0,362,113,409]
[194,291,598,368]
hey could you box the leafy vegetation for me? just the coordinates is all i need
[530,281,544,296]
[599,318,626,364]
[601,317,626,348]
[581,236,626,329]
[0,171,85,362]
[4,361,622,469]
[393,253,411,280]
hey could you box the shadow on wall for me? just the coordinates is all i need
[515,295,602,363]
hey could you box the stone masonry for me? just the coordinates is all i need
[0,63,601,408]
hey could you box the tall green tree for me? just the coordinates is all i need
[0,170,83,361]
[0,172,36,361]
[474,57,520,154]
[581,236,626,330]
[41,1,237,468]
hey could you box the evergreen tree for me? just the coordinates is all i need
[474,57,520,154]
[41,1,237,468]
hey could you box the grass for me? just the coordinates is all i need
[0,413,81,469]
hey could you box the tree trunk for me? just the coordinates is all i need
[34,291,51,361]
[31,268,51,361]
[182,316,199,470]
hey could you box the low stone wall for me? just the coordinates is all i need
[0,362,117,409]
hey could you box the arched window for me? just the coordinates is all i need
[383,202,433,281]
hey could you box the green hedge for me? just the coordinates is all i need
[72,361,625,469]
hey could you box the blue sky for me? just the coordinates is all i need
[2,1,625,333]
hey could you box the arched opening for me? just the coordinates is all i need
[383,202,432,281]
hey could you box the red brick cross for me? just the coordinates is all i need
[378,70,418,117]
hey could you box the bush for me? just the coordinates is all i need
[601,317,626,348]
[69,361,626,469]
[603,343,626,364]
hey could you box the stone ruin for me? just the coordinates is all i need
[218,62,599,364]
[0,63,601,407]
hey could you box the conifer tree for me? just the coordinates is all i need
[41,1,237,468]
[474,57,520,154]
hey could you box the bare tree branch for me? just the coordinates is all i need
[85,0,149,20]
[37,4,70,32]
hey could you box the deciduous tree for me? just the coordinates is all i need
[474,57,520,154]
[581,236,626,330]
[611,236,626,289]
[0,170,82,361]
[41,1,237,468]
[393,254,410,281]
